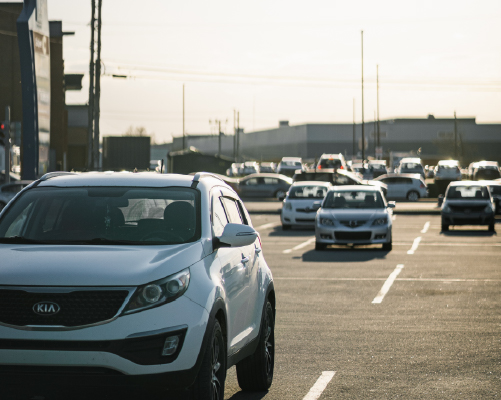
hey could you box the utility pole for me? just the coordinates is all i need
[237,112,240,161]
[93,0,102,170]
[454,111,457,159]
[361,30,365,162]
[352,98,356,160]
[377,64,380,157]
[233,110,237,160]
[87,0,96,170]
[4,106,10,184]
[218,120,221,157]
[373,111,377,159]
[182,84,185,149]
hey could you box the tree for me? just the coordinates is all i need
[124,126,148,137]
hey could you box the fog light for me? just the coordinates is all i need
[375,234,386,239]
[162,335,180,356]
[320,234,332,239]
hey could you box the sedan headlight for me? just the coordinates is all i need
[319,217,334,226]
[442,204,452,213]
[372,217,388,226]
[283,201,292,210]
[123,268,190,314]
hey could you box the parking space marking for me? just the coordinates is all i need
[407,236,422,254]
[276,277,501,282]
[283,237,316,254]
[372,264,404,304]
[255,222,281,231]
[392,215,397,221]
[421,221,430,233]
[302,371,336,400]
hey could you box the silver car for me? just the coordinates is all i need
[374,173,428,201]
[315,186,395,251]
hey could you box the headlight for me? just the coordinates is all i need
[319,217,334,226]
[372,217,388,226]
[284,202,292,210]
[484,204,494,213]
[442,204,452,213]
[123,268,190,314]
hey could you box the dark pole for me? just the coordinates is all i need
[352,98,356,160]
[218,120,221,157]
[237,112,240,161]
[233,109,236,160]
[87,0,95,170]
[377,64,380,154]
[93,0,102,170]
[182,84,185,149]
[361,30,365,162]
[374,111,377,159]
[4,106,10,183]
[454,111,457,159]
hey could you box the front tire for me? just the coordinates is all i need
[488,221,496,232]
[382,242,392,251]
[275,190,286,201]
[236,301,275,391]
[191,320,226,400]
[315,242,327,251]
[282,224,291,230]
[441,220,449,232]
[407,191,419,201]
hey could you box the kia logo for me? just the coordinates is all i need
[33,302,60,316]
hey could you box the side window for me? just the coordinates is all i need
[222,197,243,224]
[245,178,259,186]
[212,196,228,237]
[263,178,278,185]
[404,178,414,184]
[236,200,250,225]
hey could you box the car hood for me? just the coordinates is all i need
[321,208,387,220]
[0,242,205,287]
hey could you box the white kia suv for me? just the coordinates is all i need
[0,171,275,399]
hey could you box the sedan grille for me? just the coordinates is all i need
[339,220,368,228]
[335,231,372,241]
[0,289,130,327]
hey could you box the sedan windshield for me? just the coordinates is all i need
[0,186,200,245]
[446,186,489,200]
[289,186,328,199]
[323,191,384,209]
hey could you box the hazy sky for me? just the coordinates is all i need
[34,0,501,142]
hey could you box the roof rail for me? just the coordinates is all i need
[39,172,78,181]
[191,172,226,188]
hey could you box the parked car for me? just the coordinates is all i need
[227,162,244,177]
[472,161,500,181]
[441,181,496,232]
[316,153,347,171]
[482,180,501,214]
[293,169,388,197]
[367,160,388,179]
[259,162,277,173]
[0,171,276,399]
[395,157,425,179]
[242,161,260,175]
[315,186,395,251]
[351,163,366,177]
[425,165,435,179]
[0,180,34,211]
[277,157,304,177]
[374,173,428,201]
[281,181,331,230]
[237,173,293,200]
[434,160,462,182]
[467,162,480,180]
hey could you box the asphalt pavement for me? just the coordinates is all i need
[223,213,501,399]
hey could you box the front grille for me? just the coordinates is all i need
[450,205,485,213]
[296,218,315,223]
[339,220,368,228]
[0,289,129,327]
[295,208,317,213]
[335,231,372,241]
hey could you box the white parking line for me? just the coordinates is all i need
[407,236,422,254]
[283,237,316,254]
[421,221,430,233]
[302,371,336,400]
[372,264,404,304]
[255,222,281,231]
[276,277,501,282]
[392,215,397,221]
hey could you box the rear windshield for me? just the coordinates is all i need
[0,186,201,245]
[401,163,423,170]
[323,191,384,209]
[319,159,342,169]
[289,186,328,199]
[446,186,489,200]
[281,161,302,167]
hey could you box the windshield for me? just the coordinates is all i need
[323,190,385,209]
[281,161,302,167]
[0,186,201,245]
[446,186,489,200]
[289,186,328,199]
[401,163,423,170]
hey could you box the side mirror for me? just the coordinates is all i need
[387,201,396,208]
[438,194,444,207]
[216,223,258,248]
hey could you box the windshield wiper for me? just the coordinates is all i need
[0,236,47,244]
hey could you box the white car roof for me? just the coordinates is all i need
[328,185,380,192]
[291,181,331,187]
[437,160,459,166]
[449,180,489,187]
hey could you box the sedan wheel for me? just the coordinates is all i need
[407,191,419,201]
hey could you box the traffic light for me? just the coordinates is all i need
[0,122,5,147]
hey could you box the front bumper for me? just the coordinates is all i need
[281,209,317,226]
[0,296,209,378]
[442,212,494,226]
[315,224,391,245]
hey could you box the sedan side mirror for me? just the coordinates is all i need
[387,201,396,208]
[216,223,258,248]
